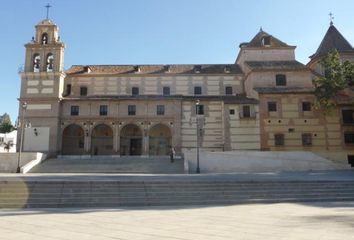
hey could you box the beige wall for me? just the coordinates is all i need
[236,48,295,70]
[181,100,224,152]
[225,104,260,150]
[65,75,244,97]
[258,94,349,154]
[244,71,314,99]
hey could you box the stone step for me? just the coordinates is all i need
[1,179,354,208]
[30,157,184,174]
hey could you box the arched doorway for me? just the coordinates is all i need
[91,124,113,155]
[149,124,172,156]
[62,124,85,155]
[120,124,142,156]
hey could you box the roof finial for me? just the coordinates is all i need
[329,12,334,26]
[260,26,263,32]
[45,3,52,19]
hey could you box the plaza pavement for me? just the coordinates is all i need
[0,202,354,240]
[0,170,354,239]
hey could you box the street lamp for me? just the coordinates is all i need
[16,102,27,173]
[195,99,200,174]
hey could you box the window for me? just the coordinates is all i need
[33,54,40,72]
[41,33,48,44]
[348,155,354,167]
[274,134,284,146]
[302,102,312,111]
[80,87,87,96]
[83,66,91,73]
[132,87,139,96]
[66,84,71,96]
[261,36,271,46]
[242,105,251,118]
[163,87,170,96]
[46,53,54,72]
[100,105,108,116]
[128,105,136,115]
[342,110,354,124]
[157,105,165,115]
[196,105,204,115]
[194,65,202,73]
[276,74,286,86]
[0,137,4,143]
[225,86,233,95]
[229,109,235,115]
[302,133,312,146]
[344,132,354,144]
[268,102,277,112]
[194,86,202,95]
[224,66,231,73]
[70,106,79,116]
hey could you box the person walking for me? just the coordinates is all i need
[170,146,175,163]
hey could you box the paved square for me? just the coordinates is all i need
[1,202,354,240]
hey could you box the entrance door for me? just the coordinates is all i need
[62,124,85,155]
[120,124,143,156]
[149,124,172,156]
[130,139,142,155]
[91,124,113,155]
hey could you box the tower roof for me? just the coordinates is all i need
[241,29,294,48]
[310,24,354,59]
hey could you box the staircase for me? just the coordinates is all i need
[1,177,354,208]
[29,156,184,174]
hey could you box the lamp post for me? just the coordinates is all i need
[196,99,200,174]
[16,102,27,173]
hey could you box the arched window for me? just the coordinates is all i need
[46,53,54,72]
[33,54,40,72]
[41,33,48,44]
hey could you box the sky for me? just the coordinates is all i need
[1,0,354,122]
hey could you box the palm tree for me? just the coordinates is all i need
[1,141,14,152]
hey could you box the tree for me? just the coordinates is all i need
[0,113,14,133]
[1,140,13,152]
[313,50,354,114]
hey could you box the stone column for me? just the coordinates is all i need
[114,123,120,155]
[142,126,149,157]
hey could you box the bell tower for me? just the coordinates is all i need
[23,18,65,83]
[18,15,65,157]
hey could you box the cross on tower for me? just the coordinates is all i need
[329,12,334,26]
[45,3,52,19]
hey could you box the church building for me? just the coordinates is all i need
[18,17,354,165]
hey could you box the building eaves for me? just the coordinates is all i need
[245,61,308,71]
[65,64,243,75]
[254,87,314,94]
[61,95,258,104]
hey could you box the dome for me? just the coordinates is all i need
[36,19,56,26]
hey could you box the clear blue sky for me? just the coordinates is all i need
[1,0,354,122]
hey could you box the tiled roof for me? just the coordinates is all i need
[66,64,243,75]
[245,61,308,71]
[242,29,293,48]
[254,87,314,94]
[310,25,354,59]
